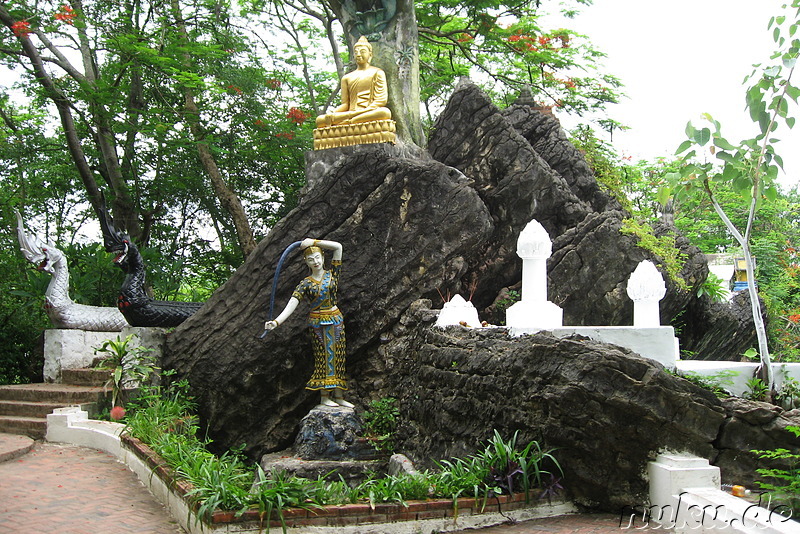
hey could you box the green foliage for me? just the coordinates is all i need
[745,377,769,402]
[619,218,688,289]
[491,289,520,325]
[697,272,730,302]
[478,430,562,499]
[415,0,621,118]
[362,397,400,452]
[570,126,693,294]
[570,124,633,210]
[696,272,729,302]
[675,370,738,398]
[773,311,800,362]
[776,367,800,409]
[94,335,158,408]
[125,372,197,445]
[126,387,562,527]
[753,426,800,514]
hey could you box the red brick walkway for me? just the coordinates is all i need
[454,513,669,532]
[0,438,668,534]
[0,441,184,533]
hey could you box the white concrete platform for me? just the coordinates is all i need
[677,361,800,397]
[510,326,680,368]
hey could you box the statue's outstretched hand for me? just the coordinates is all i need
[300,238,315,249]
[264,320,278,331]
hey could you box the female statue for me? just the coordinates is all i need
[264,238,353,408]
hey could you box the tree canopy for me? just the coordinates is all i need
[0,0,621,383]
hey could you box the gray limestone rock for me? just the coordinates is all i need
[293,406,375,460]
[382,301,800,511]
[162,79,767,513]
[165,143,492,458]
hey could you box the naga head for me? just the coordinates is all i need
[16,210,62,274]
[98,194,134,270]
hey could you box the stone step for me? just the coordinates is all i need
[0,400,67,418]
[0,383,108,404]
[0,415,46,440]
[61,368,112,387]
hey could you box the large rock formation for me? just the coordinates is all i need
[167,144,493,456]
[164,79,767,510]
[425,81,706,327]
[382,301,800,510]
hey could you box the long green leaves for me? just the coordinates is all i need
[127,382,563,530]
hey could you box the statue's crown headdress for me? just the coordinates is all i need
[303,246,324,258]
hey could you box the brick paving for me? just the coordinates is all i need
[0,441,184,533]
[454,513,670,533]
[0,435,668,534]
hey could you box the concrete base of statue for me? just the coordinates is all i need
[260,452,388,487]
[43,327,167,383]
[505,300,563,330]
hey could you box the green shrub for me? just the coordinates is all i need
[674,370,737,398]
[124,383,563,532]
[753,426,800,515]
[362,397,399,452]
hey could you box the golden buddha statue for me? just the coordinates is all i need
[313,36,396,149]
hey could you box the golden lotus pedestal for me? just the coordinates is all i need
[313,119,396,150]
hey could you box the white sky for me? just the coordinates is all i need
[550,0,799,189]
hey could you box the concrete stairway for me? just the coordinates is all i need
[0,369,111,439]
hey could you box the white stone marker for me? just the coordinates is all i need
[627,260,666,327]
[506,219,563,329]
[436,294,482,328]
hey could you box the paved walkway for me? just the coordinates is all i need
[0,437,184,533]
[0,433,666,534]
[453,513,667,532]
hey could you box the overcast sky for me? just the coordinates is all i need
[549,0,799,189]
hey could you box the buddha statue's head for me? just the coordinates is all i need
[354,36,373,66]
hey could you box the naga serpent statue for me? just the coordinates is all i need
[99,201,202,327]
[16,211,128,331]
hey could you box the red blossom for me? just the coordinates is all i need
[226,85,242,95]
[110,406,126,420]
[789,314,800,324]
[12,20,31,38]
[276,131,295,140]
[538,36,551,47]
[456,33,472,42]
[253,119,265,127]
[54,4,76,25]
[266,79,281,89]
[286,107,308,125]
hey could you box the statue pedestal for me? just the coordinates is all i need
[294,406,376,461]
[313,119,396,150]
[261,406,386,485]
[43,327,167,383]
